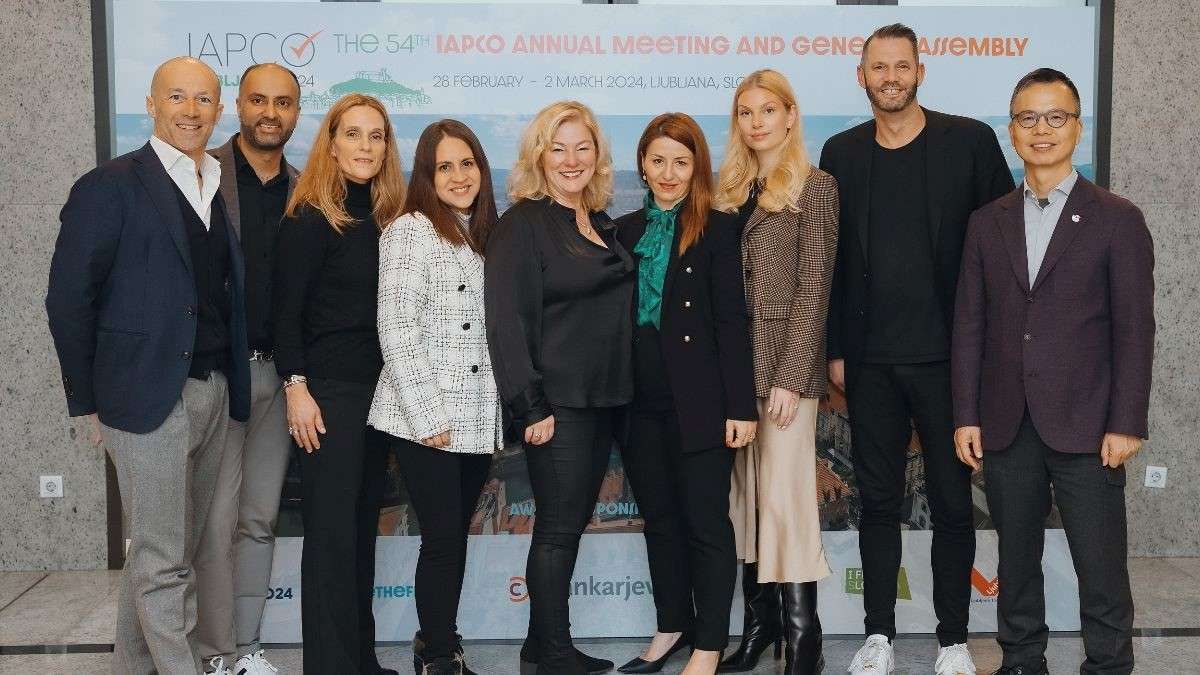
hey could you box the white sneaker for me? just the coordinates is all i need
[206,656,231,675]
[935,643,976,675]
[233,650,280,675]
[848,634,895,674]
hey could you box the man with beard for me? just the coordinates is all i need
[818,24,1013,675]
[195,62,301,675]
[47,56,250,674]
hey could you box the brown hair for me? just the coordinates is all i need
[862,23,919,64]
[285,94,406,232]
[715,69,811,214]
[636,113,714,255]
[402,119,498,255]
[508,100,613,212]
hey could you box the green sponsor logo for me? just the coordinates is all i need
[844,567,912,600]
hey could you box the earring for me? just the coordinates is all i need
[641,174,647,182]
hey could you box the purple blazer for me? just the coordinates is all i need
[951,177,1154,454]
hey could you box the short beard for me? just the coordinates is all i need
[239,119,293,151]
[866,81,919,113]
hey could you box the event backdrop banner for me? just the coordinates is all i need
[105,1,1098,639]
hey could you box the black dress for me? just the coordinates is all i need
[484,197,635,674]
[272,179,390,675]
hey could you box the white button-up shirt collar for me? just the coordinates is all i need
[149,135,221,229]
[1021,169,1079,286]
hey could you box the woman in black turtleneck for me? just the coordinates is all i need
[272,94,407,675]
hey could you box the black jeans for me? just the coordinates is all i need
[392,438,492,659]
[523,406,615,674]
[622,408,736,651]
[298,377,389,674]
[845,361,974,646]
[985,413,1133,674]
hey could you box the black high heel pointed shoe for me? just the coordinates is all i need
[780,582,824,675]
[617,632,693,673]
[718,563,783,672]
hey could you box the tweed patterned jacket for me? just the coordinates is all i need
[368,212,503,454]
[740,167,839,398]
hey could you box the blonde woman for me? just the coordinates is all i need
[272,93,405,675]
[714,70,838,675]
[485,101,635,675]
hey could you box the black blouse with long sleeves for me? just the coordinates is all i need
[484,197,635,428]
[272,179,383,384]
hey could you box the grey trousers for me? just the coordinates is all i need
[196,359,291,662]
[104,373,231,675]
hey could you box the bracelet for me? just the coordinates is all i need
[283,375,308,389]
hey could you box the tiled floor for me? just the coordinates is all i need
[2,558,1198,674]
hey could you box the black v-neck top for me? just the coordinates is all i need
[484,197,635,426]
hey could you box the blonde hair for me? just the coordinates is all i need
[286,94,406,232]
[715,69,812,214]
[508,100,613,212]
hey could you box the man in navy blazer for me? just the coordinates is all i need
[46,56,249,675]
[952,69,1154,675]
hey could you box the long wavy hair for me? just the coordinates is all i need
[715,69,812,214]
[636,112,714,255]
[285,94,406,232]
[403,119,498,255]
[508,100,613,212]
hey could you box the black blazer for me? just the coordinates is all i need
[46,142,251,433]
[819,107,1015,364]
[616,207,757,452]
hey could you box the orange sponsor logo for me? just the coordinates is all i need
[971,568,999,597]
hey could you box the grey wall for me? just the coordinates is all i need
[0,0,1195,570]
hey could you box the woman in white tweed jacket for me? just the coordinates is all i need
[368,119,501,675]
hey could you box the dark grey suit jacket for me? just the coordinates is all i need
[951,177,1155,454]
[208,133,300,242]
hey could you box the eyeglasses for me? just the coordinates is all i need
[1011,109,1080,129]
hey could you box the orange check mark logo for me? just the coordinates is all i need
[971,568,999,597]
[289,30,323,60]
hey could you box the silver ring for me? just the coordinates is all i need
[288,427,296,434]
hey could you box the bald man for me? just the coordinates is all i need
[47,56,250,675]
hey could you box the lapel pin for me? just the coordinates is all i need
[1071,214,1081,222]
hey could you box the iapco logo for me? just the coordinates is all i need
[971,568,1000,598]
[187,29,324,68]
[508,576,529,603]
[844,567,912,601]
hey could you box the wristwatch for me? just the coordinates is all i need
[283,374,308,389]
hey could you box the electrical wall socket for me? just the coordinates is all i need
[1144,466,1168,489]
[39,475,64,498]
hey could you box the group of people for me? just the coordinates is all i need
[46,20,1153,675]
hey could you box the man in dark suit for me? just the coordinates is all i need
[46,56,249,675]
[193,63,301,675]
[952,68,1153,675]
[819,23,1014,675]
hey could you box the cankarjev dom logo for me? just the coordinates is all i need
[508,575,653,603]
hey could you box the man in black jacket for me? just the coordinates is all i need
[819,24,1014,675]
[46,57,250,674]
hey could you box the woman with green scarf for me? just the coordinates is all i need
[614,113,758,675]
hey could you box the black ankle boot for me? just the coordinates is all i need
[413,631,476,675]
[718,563,783,672]
[780,582,823,675]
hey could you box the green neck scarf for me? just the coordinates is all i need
[633,192,682,328]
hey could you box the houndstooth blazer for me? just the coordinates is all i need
[741,167,839,398]
[368,211,503,454]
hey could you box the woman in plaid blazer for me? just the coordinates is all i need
[714,70,839,675]
[367,119,502,675]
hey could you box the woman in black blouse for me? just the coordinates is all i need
[485,101,634,675]
[614,113,757,675]
[273,94,406,675]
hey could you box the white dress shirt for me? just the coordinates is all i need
[149,135,221,229]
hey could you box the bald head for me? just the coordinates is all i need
[145,56,224,164]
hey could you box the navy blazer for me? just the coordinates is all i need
[951,177,1155,454]
[819,108,1015,365]
[46,142,251,433]
[616,207,757,452]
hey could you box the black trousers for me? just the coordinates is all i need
[298,377,389,675]
[392,437,492,659]
[523,406,615,674]
[621,408,736,651]
[845,361,974,646]
[984,413,1134,674]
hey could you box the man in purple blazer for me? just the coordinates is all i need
[952,69,1154,675]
